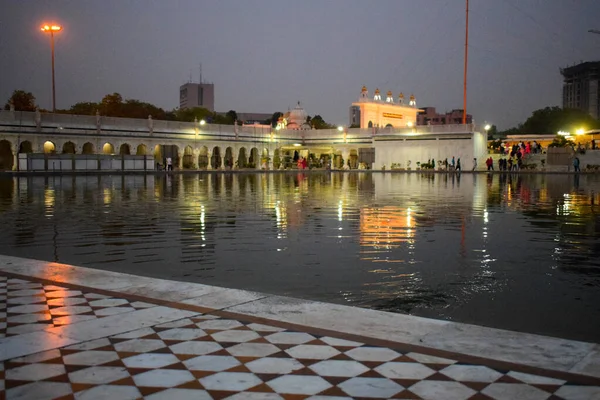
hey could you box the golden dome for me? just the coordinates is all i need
[409,94,415,101]
[361,85,367,92]
[398,92,404,99]
[386,90,393,96]
[374,88,381,94]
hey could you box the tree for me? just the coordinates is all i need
[487,124,498,140]
[270,112,283,127]
[225,110,238,124]
[520,107,600,134]
[69,102,99,115]
[174,107,213,122]
[309,114,335,129]
[4,90,36,111]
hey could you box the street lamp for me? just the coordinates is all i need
[200,119,206,126]
[41,24,62,112]
[337,126,344,132]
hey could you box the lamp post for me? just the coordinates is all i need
[484,124,491,139]
[41,24,62,112]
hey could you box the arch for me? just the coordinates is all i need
[153,145,163,163]
[249,147,259,169]
[43,141,56,154]
[349,149,359,169]
[119,143,131,155]
[385,123,393,128]
[0,140,14,170]
[62,141,76,154]
[237,147,247,168]
[273,148,281,169]
[224,147,234,169]
[136,144,147,155]
[261,148,269,169]
[182,145,195,169]
[368,121,373,128]
[102,142,115,155]
[82,142,94,154]
[211,146,222,169]
[198,146,209,169]
[18,141,33,153]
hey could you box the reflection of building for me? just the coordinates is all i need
[561,61,600,119]
[351,86,419,129]
[360,206,414,250]
[179,82,215,111]
[417,107,472,126]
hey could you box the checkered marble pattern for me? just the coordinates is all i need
[1,275,600,399]
[0,276,155,338]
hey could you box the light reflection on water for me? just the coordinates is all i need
[0,172,599,342]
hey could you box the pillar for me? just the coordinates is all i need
[11,143,18,171]
[207,150,213,170]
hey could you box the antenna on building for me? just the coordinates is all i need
[189,70,192,83]
[199,63,202,84]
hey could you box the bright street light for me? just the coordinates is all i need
[337,126,344,132]
[484,124,491,131]
[407,121,413,128]
[199,119,206,125]
[41,23,62,112]
[575,128,585,135]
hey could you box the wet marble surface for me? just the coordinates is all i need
[1,257,600,399]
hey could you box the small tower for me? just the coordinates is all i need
[409,94,416,107]
[360,85,368,99]
[374,88,382,101]
[386,90,394,103]
[398,92,405,104]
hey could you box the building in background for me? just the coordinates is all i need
[417,107,472,126]
[179,82,215,111]
[349,105,361,127]
[350,86,419,129]
[561,61,600,119]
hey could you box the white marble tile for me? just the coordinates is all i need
[309,360,369,377]
[319,336,363,347]
[227,343,280,357]
[64,338,111,351]
[554,385,600,400]
[481,383,551,400]
[169,341,223,355]
[211,329,260,343]
[52,314,98,325]
[569,344,600,378]
[110,327,155,339]
[406,352,457,365]
[7,295,45,304]
[7,303,48,313]
[345,347,400,362]
[226,295,449,346]
[375,362,436,379]
[200,371,263,391]
[146,388,213,400]
[7,313,51,324]
[130,301,155,309]
[7,323,50,335]
[75,384,141,400]
[45,289,82,298]
[49,305,92,315]
[88,298,129,307]
[266,332,315,344]
[8,289,45,297]
[286,344,340,360]
[183,288,267,310]
[93,307,136,316]
[225,393,284,400]
[120,281,221,302]
[0,330,79,361]
[409,380,477,400]
[153,318,195,328]
[45,306,198,341]
[268,375,332,395]
[305,397,352,400]
[196,319,244,330]
[6,381,72,400]
[114,339,166,353]
[507,371,566,385]
[84,293,112,299]
[157,328,207,341]
[43,285,69,291]
[68,366,130,384]
[439,364,503,382]
[338,377,403,398]
[11,349,61,363]
[246,357,304,374]
[8,283,42,290]
[133,369,195,387]
[246,323,285,332]
[122,353,179,368]
[63,350,120,366]
[6,362,66,381]
[183,355,241,371]
[421,323,596,372]
[47,297,89,306]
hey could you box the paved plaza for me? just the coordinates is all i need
[0,255,599,399]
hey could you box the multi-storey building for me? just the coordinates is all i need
[561,61,600,119]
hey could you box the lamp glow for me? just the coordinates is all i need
[337,126,344,132]
[199,119,206,125]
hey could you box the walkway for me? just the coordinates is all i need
[0,255,599,399]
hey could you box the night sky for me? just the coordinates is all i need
[1,0,599,129]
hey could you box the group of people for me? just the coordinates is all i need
[502,141,542,156]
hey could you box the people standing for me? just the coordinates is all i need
[166,157,173,171]
[451,156,456,170]
[456,158,461,171]
[573,157,580,172]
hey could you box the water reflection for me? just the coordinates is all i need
[0,172,599,342]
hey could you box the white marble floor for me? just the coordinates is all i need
[1,275,600,399]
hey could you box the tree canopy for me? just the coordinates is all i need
[501,107,600,136]
[4,90,36,111]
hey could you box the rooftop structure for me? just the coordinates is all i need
[561,61,600,119]
[350,86,419,129]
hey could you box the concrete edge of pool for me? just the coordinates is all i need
[1,253,599,383]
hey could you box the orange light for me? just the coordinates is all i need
[41,24,62,32]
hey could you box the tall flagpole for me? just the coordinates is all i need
[462,0,469,124]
